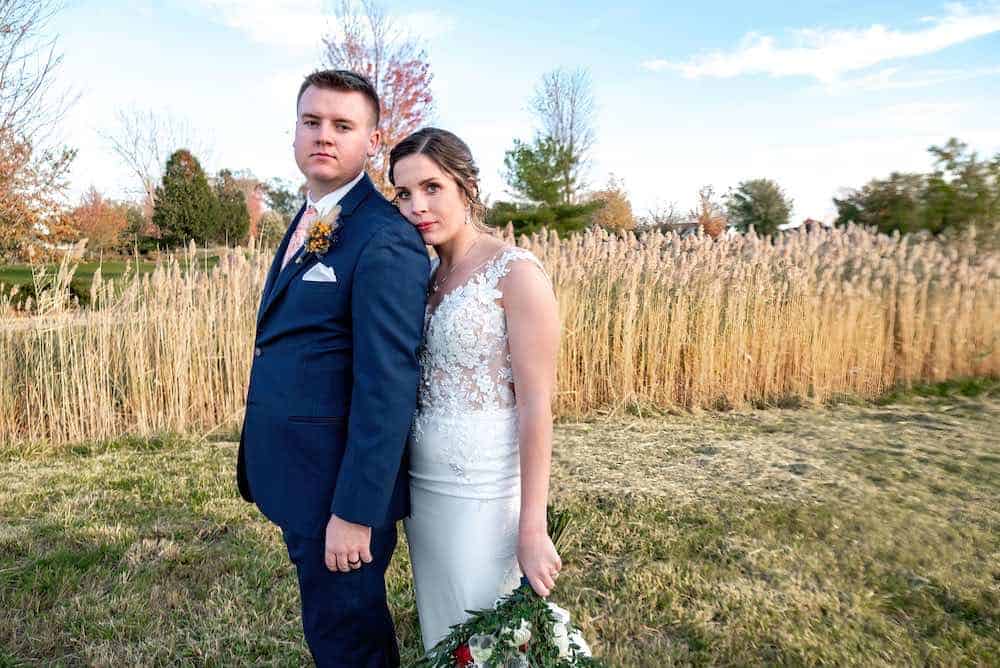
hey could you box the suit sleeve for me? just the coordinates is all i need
[331,222,429,526]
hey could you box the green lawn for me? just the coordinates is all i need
[0,255,222,305]
[1,389,998,666]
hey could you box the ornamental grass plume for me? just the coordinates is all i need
[1,223,997,447]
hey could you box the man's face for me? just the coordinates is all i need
[293,85,379,196]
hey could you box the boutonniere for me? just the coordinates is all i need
[296,204,342,264]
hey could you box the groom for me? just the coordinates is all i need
[236,70,429,667]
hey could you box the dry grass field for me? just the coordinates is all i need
[3,224,998,448]
[2,382,997,666]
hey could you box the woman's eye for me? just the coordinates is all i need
[396,191,410,200]
[426,183,439,194]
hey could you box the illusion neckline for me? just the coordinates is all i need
[425,245,517,322]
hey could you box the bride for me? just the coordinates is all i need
[389,127,562,652]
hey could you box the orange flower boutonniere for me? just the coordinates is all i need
[297,204,342,264]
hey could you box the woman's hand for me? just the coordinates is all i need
[518,529,562,598]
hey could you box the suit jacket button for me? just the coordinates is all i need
[254,347,261,357]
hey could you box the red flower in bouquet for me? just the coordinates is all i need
[453,643,473,667]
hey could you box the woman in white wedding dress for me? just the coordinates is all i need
[389,128,563,652]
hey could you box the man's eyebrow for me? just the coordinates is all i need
[299,112,356,124]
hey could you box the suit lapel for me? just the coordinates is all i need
[257,202,307,325]
[256,174,376,327]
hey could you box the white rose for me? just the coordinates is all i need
[506,619,532,647]
[468,633,495,664]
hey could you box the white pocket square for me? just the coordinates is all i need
[302,263,337,282]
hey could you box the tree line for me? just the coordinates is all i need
[2,0,996,264]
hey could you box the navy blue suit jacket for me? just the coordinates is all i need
[237,174,429,538]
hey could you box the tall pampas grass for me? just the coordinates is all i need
[2,225,997,447]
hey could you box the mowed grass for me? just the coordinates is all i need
[0,255,221,301]
[2,390,998,666]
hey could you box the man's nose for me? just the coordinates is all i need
[316,121,334,144]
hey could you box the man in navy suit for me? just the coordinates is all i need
[237,70,429,667]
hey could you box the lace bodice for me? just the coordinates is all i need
[416,247,546,415]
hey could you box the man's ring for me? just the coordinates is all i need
[348,558,361,566]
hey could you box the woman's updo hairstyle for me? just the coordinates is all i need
[389,127,489,227]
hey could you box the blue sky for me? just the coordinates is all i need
[53,0,1000,221]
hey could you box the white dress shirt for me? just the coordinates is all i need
[307,170,365,215]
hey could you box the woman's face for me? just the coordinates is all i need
[392,153,469,246]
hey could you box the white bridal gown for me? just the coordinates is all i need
[403,246,548,652]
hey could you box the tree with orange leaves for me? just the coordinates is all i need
[69,188,129,253]
[321,0,434,196]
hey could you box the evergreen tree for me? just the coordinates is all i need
[214,169,250,245]
[152,149,218,247]
[503,136,575,207]
[726,178,793,236]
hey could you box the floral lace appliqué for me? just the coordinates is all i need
[417,247,545,415]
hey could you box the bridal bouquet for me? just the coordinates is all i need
[415,508,602,668]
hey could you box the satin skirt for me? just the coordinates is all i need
[403,408,523,652]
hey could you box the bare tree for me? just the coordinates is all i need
[0,0,76,259]
[530,67,596,203]
[322,0,433,196]
[640,200,687,230]
[102,108,213,217]
[0,0,73,140]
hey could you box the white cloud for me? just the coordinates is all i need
[642,3,1000,83]
[191,0,455,51]
[194,0,331,49]
[825,64,1000,92]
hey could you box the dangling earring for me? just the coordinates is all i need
[465,207,472,226]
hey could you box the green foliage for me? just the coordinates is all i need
[834,172,925,235]
[152,150,219,247]
[726,178,793,236]
[257,210,287,248]
[503,136,578,207]
[923,138,1000,235]
[415,507,601,668]
[118,203,159,255]
[264,178,302,223]
[415,585,601,668]
[214,169,251,246]
[487,200,602,238]
[835,138,1000,238]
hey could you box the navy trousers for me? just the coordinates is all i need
[282,523,401,668]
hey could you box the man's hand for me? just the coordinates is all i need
[324,513,373,572]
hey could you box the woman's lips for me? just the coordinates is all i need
[415,221,435,232]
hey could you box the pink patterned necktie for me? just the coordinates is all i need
[281,206,318,269]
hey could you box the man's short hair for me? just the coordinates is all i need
[297,70,381,128]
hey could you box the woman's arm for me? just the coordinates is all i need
[503,257,562,597]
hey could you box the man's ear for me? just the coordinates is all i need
[367,128,381,158]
